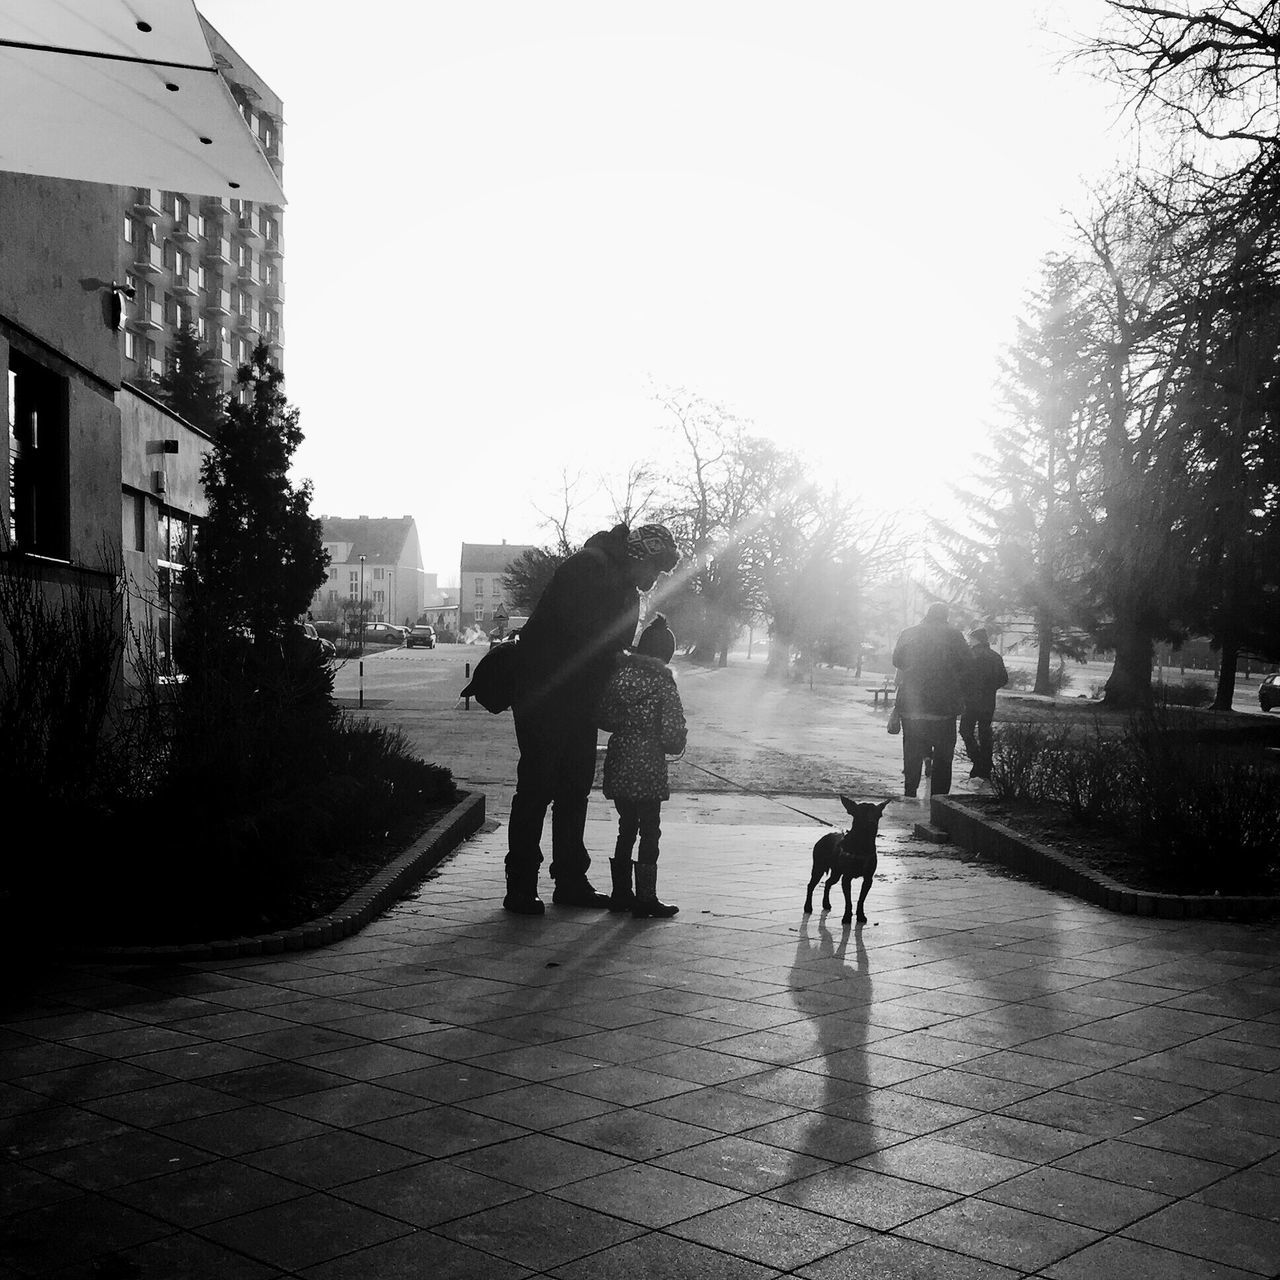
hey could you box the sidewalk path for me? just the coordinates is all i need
[3,797,1279,1278]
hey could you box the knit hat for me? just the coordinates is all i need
[626,524,679,572]
[636,613,676,663]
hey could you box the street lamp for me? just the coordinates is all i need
[358,554,366,658]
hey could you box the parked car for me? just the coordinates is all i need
[290,622,336,660]
[406,624,436,649]
[361,622,407,646]
[1260,672,1280,712]
[311,619,343,645]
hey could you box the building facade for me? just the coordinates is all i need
[120,21,284,391]
[459,542,537,633]
[314,516,425,629]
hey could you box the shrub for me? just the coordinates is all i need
[1157,679,1214,708]
[988,710,1278,893]
[1004,662,1073,694]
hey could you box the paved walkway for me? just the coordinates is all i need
[3,797,1279,1278]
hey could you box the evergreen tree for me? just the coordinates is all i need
[502,546,568,615]
[182,343,328,653]
[156,324,226,432]
[932,257,1095,692]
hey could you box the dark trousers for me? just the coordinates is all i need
[613,799,662,865]
[959,711,993,777]
[506,706,597,884]
[902,717,957,796]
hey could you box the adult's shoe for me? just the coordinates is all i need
[503,891,545,915]
[552,880,611,908]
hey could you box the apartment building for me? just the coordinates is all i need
[314,517,426,629]
[120,20,284,390]
[459,542,538,632]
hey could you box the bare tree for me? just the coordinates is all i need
[1086,1,1280,152]
[602,461,661,528]
[532,469,589,555]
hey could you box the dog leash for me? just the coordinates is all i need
[679,758,836,826]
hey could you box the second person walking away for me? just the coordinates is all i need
[597,613,687,918]
[892,602,974,797]
[959,628,1008,779]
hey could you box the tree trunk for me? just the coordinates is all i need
[1212,632,1238,712]
[1032,609,1055,696]
[766,638,791,678]
[1102,623,1154,708]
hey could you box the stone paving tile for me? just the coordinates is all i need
[653,1132,834,1192]
[548,1106,721,1160]
[1040,1234,1259,1279]
[550,1162,746,1227]
[1122,1198,1280,1273]
[668,1196,871,1269]
[196,1190,412,1271]
[1192,1164,1280,1222]
[241,1127,426,1188]
[794,1233,1022,1279]
[298,1229,535,1279]
[0,1191,172,1274]
[105,1156,309,1226]
[70,1230,287,1279]
[333,1158,531,1228]
[550,1229,782,1279]
[1053,1136,1234,1195]
[456,1079,616,1129]
[766,1165,959,1230]
[23,1126,216,1191]
[449,1131,632,1189]
[154,1102,330,1156]
[898,1195,1104,1271]
[853,1134,1035,1194]
[976,1164,1172,1230]
[639,1083,803,1133]
[433,1191,644,1270]
[356,1104,524,1158]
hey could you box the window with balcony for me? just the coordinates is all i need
[6,351,70,558]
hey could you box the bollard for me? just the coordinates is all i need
[464,661,471,709]
[358,658,364,710]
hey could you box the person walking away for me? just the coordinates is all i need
[597,614,688,918]
[959,628,1008,779]
[504,523,680,915]
[892,602,974,797]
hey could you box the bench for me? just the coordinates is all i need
[872,685,895,708]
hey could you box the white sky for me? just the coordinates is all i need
[198,0,1128,584]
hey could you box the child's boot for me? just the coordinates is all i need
[632,863,678,918]
[608,858,634,913]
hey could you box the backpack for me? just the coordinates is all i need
[460,639,523,713]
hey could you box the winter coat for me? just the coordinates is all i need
[597,653,688,801]
[514,525,640,718]
[892,618,975,718]
[964,644,1009,718]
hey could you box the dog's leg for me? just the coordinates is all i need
[822,868,840,913]
[855,873,874,924]
[804,863,823,914]
[840,873,854,924]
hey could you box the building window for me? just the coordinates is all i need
[6,351,69,557]
[374,590,384,604]
[373,567,384,580]
[474,577,483,597]
[492,581,501,595]
[123,216,135,244]
[121,488,146,553]
[123,330,136,361]
[474,606,484,622]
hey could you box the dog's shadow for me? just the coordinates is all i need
[786,913,876,1174]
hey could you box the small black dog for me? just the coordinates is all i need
[804,795,891,925]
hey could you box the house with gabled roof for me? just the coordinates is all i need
[460,541,537,633]
[313,515,425,628]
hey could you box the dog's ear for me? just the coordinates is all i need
[839,794,857,815]
[877,799,891,814]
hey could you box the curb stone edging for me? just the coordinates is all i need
[931,795,1277,921]
[73,792,487,964]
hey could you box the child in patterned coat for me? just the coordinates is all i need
[596,614,687,917]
